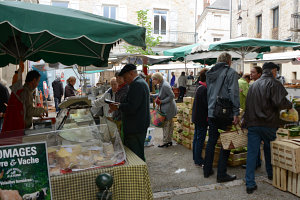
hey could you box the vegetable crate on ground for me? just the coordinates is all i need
[271,139,300,173]
[273,165,300,197]
[276,128,300,141]
[228,151,247,167]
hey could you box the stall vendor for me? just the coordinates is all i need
[1,70,46,133]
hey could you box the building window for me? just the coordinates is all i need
[256,14,262,34]
[214,15,221,27]
[154,10,167,35]
[52,1,68,7]
[103,6,117,19]
[273,7,279,28]
[213,38,221,42]
[237,22,242,36]
[238,0,242,10]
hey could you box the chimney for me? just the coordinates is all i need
[203,0,210,9]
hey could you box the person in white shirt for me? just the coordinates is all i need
[93,77,118,119]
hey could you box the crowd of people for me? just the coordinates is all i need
[190,53,292,194]
[0,52,293,195]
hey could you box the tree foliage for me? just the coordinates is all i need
[124,9,161,55]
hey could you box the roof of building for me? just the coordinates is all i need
[207,0,230,11]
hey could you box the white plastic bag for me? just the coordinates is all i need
[144,127,155,146]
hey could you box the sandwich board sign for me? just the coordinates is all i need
[0,142,52,200]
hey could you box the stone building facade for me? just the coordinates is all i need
[39,0,198,51]
[231,0,300,83]
[196,0,230,43]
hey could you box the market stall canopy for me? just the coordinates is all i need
[245,51,300,64]
[0,1,146,67]
[163,43,201,60]
[186,51,257,65]
[208,37,300,52]
[208,37,300,71]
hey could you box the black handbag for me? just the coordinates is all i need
[213,67,233,120]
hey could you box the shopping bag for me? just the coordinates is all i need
[220,125,248,150]
[150,106,166,128]
[144,127,155,146]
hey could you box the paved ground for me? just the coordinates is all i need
[145,127,300,200]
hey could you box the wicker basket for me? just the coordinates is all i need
[220,126,248,150]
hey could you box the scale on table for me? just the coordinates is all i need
[56,96,95,130]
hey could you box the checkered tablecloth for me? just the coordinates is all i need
[50,147,153,200]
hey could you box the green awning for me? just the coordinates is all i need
[208,37,300,52]
[163,43,200,60]
[0,1,146,67]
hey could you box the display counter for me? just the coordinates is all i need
[51,147,153,200]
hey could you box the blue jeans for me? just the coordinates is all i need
[246,126,277,188]
[193,124,208,165]
[203,118,231,178]
[54,97,61,112]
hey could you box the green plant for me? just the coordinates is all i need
[124,10,161,55]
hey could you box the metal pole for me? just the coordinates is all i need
[230,0,232,39]
[195,0,198,43]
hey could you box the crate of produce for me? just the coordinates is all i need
[273,166,288,191]
[276,128,300,141]
[271,139,300,173]
[228,148,247,167]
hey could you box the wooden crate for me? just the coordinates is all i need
[287,170,300,197]
[228,152,247,167]
[272,166,300,197]
[273,166,287,191]
[271,139,300,173]
[276,128,300,141]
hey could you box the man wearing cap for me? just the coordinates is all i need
[243,62,292,194]
[109,64,150,161]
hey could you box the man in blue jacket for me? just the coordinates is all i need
[203,52,240,183]
[110,64,150,161]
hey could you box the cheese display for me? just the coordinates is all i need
[47,124,125,176]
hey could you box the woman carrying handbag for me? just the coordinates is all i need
[151,72,177,148]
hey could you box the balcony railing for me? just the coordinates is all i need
[152,31,197,45]
[291,13,300,32]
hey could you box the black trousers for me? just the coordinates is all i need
[203,118,231,178]
[178,86,186,100]
[124,132,147,161]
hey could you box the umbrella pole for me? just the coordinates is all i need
[185,58,187,73]
[241,52,245,73]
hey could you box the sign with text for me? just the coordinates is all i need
[0,142,52,200]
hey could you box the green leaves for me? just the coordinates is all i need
[124,9,161,55]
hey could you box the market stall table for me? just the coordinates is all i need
[50,147,153,200]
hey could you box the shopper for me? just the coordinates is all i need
[152,72,177,148]
[113,72,129,140]
[177,71,187,101]
[170,72,176,87]
[243,62,292,194]
[109,64,150,161]
[93,77,118,119]
[242,66,262,170]
[250,66,262,82]
[52,76,63,112]
[64,76,77,99]
[192,68,208,167]
[0,80,9,132]
[204,52,240,183]
[187,71,194,80]
[238,73,250,111]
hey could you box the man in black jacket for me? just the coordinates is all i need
[0,81,9,131]
[52,77,63,112]
[110,64,150,161]
[244,62,292,194]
